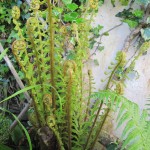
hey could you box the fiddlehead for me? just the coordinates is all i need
[30,0,40,11]
[12,6,23,39]
[12,6,20,20]
[43,94,65,150]
[105,51,126,89]
[43,94,55,128]
[89,0,99,10]
[12,40,27,73]
[122,41,150,82]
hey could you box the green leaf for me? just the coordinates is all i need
[98,46,104,51]
[123,19,138,28]
[103,32,109,36]
[0,144,12,150]
[97,25,104,30]
[0,25,5,32]
[141,28,150,41]
[75,18,84,24]
[132,9,144,18]
[121,119,134,139]
[18,71,25,79]
[121,129,140,150]
[117,112,131,129]
[64,12,79,22]
[89,40,96,49]
[119,0,129,6]
[62,0,72,5]
[111,0,116,7]
[0,85,41,104]
[94,59,99,66]
[67,3,78,11]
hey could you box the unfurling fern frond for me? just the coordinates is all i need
[101,51,126,89]
[122,41,150,82]
[91,90,150,150]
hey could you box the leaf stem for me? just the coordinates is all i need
[47,0,56,110]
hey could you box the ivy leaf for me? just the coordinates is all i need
[123,19,138,28]
[141,28,150,41]
[89,40,96,49]
[103,32,109,36]
[94,59,99,66]
[75,18,84,24]
[67,3,78,11]
[91,25,103,37]
[119,0,129,6]
[111,0,116,7]
[64,12,79,22]
[97,25,104,30]
[62,0,72,5]
[98,46,104,51]
[132,9,144,18]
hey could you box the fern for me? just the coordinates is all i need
[10,0,150,149]
[92,90,150,150]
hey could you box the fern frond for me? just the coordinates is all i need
[91,90,150,150]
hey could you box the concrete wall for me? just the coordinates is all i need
[90,0,150,138]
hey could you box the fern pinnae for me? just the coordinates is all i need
[91,84,125,149]
[27,19,44,86]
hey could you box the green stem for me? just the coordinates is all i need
[83,102,103,150]
[90,59,124,149]
[105,60,122,89]
[90,108,110,150]
[84,59,123,149]
[12,41,41,127]
[47,0,56,110]
[27,28,45,126]
[66,70,72,150]
[84,70,92,122]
